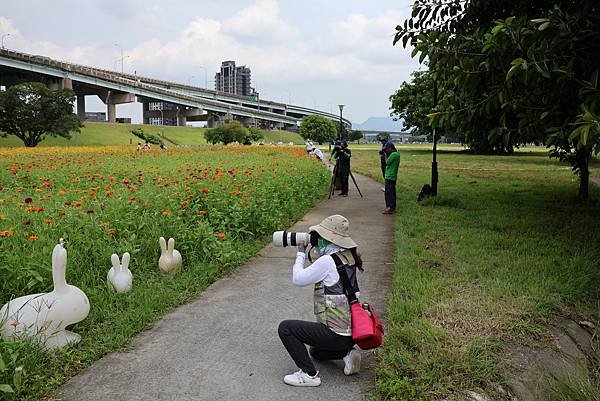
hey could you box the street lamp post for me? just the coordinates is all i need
[431,79,438,196]
[198,66,208,89]
[1,33,10,49]
[114,43,125,74]
[338,104,345,140]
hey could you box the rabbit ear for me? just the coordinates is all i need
[111,253,120,268]
[121,252,130,269]
[159,237,167,251]
[52,243,67,269]
[52,243,66,269]
[168,238,175,253]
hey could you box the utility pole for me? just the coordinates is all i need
[338,104,345,140]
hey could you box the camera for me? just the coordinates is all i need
[272,231,311,247]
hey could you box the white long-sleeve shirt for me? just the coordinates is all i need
[292,244,343,287]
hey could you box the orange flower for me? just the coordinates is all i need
[122,179,130,185]
[162,209,171,216]
[180,201,189,208]
[215,232,225,239]
[0,230,13,237]
[200,188,209,194]
[105,191,113,198]
[99,222,109,227]
[199,210,207,216]
[57,190,66,195]
[28,235,39,241]
[43,219,55,224]
[107,228,117,237]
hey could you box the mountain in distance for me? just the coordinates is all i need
[352,116,404,132]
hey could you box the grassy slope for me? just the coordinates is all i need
[350,145,600,400]
[0,124,304,147]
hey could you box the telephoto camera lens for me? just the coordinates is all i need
[272,231,310,247]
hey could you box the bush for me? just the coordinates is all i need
[204,121,249,145]
[130,128,163,145]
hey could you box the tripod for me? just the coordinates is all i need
[328,158,363,199]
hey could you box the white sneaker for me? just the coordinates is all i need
[283,370,321,387]
[380,187,385,192]
[343,349,361,376]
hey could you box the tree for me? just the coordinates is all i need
[348,129,364,144]
[394,0,600,198]
[204,121,248,145]
[299,114,337,144]
[243,127,264,145]
[0,82,82,147]
[389,69,435,137]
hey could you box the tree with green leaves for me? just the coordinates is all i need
[389,69,434,137]
[299,114,337,145]
[394,0,600,198]
[0,82,82,147]
[204,121,248,145]
[348,129,364,144]
[244,127,264,145]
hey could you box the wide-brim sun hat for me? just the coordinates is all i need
[309,214,357,249]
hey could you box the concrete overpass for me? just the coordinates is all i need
[0,48,352,130]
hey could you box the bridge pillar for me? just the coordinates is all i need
[176,106,187,126]
[62,78,73,90]
[77,95,86,120]
[107,102,116,123]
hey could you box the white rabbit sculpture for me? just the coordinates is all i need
[107,252,133,293]
[158,237,182,275]
[0,242,90,350]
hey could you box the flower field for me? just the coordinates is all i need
[0,145,329,400]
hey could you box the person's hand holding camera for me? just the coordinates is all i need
[296,240,306,254]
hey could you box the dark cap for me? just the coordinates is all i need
[382,141,394,150]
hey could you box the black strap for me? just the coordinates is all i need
[331,253,359,304]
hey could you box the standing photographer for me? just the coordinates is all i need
[334,141,352,196]
[278,215,363,387]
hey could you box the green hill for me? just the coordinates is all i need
[0,122,304,147]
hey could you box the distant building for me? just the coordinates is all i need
[84,111,107,122]
[144,101,178,126]
[214,61,254,97]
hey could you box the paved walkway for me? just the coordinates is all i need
[56,172,395,401]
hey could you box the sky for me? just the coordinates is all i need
[0,0,421,124]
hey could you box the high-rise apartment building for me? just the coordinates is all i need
[214,61,253,97]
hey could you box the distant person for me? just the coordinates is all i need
[136,142,142,152]
[382,142,400,214]
[310,147,324,161]
[143,141,151,151]
[305,141,315,154]
[159,144,168,151]
[334,141,351,197]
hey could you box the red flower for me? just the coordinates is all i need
[24,197,33,204]
[28,235,39,241]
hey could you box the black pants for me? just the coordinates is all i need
[339,173,349,195]
[385,179,396,209]
[278,320,354,376]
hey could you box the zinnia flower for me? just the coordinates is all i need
[162,209,171,216]
[215,232,225,239]
[28,235,38,241]
[0,230,13,237]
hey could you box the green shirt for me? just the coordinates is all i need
[384,151,400,181]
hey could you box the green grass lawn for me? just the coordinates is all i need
[0,123,305,148]
[350,146,600,400]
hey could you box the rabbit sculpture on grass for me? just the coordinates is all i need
[158,237,182,275]
[0,241,90,350]
[107,252,133,293]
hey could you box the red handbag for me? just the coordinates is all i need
[332,253,384,350]
[350,302,384,350]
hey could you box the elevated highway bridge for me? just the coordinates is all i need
[0,48,351,130]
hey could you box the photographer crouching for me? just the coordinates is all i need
[275,215,363,387]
